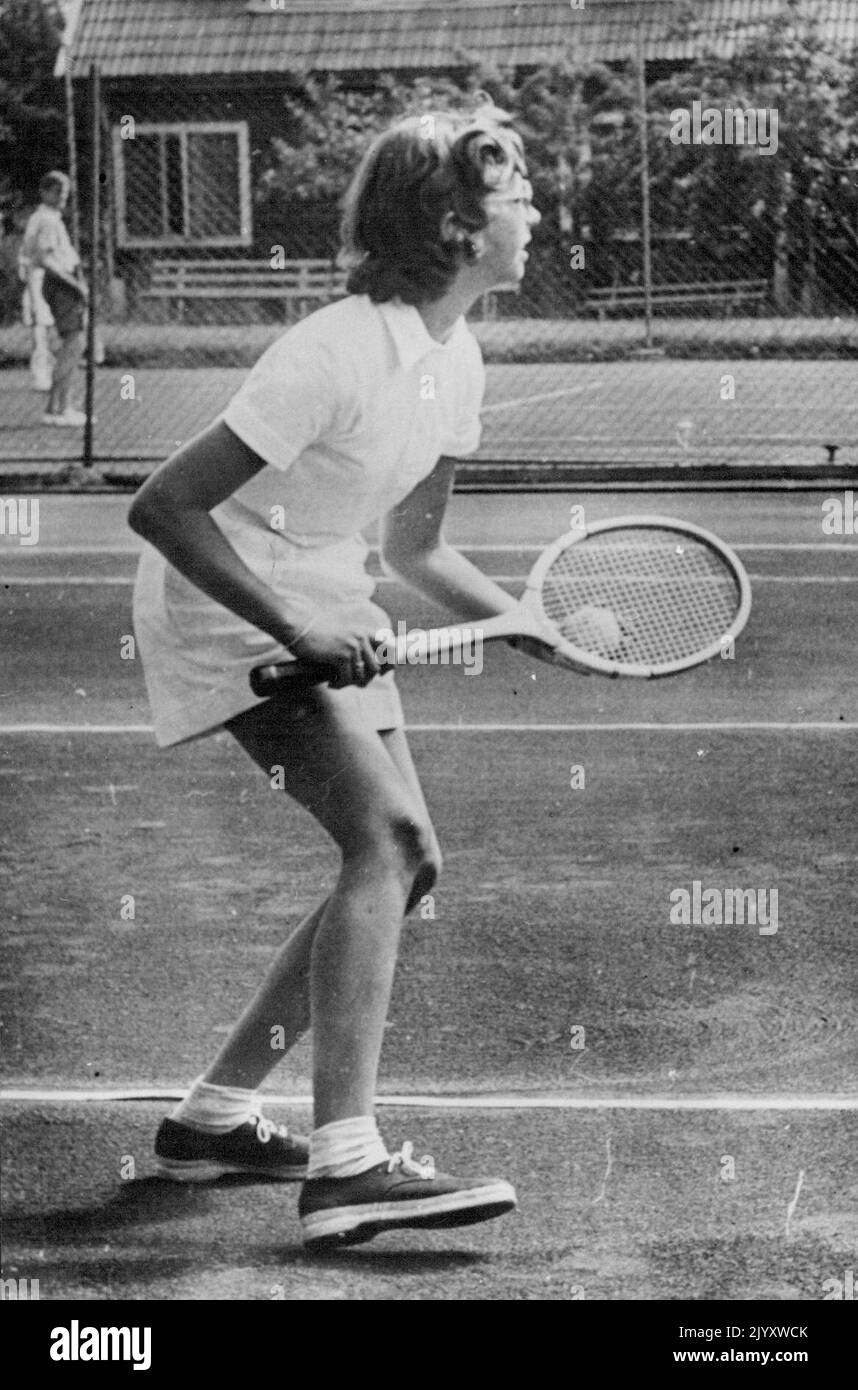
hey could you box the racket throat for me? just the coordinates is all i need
[384,624,485,666]
[383,608,551,665]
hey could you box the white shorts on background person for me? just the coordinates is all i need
[132,294,485,747]
[22,267,55,328]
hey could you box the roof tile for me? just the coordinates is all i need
[67,1,857,80]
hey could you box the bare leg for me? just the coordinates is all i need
[203,690,439,1126]
[203,733,437,1089]
[30,324,54,391]
[203,897,327,1089]
[48,330,84,415]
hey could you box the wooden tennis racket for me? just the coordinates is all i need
[250,515,752,693]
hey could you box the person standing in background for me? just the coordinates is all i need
[17,202,56,393]
[21,171,89,426]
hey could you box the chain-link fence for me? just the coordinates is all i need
[2,15,857,479]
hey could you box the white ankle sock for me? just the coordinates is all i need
[171,1076,259,1134]
[307,1115,389,1179]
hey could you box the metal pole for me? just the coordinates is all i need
[636,25,653,349]
[83,63,100,468]
[64,65,81,251]
[101,106,115,285]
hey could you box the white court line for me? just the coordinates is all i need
[1,1087,856,1111]
[1,722,856,735]
[481,381,604,414]
[1,577,133,585]
[405,723,858,733]
[413,575,853,585]
[455,543,857,553]
[0,546,139,555]
[746,576,858,583]
[698,543,855,552]
[2,542,854,555]
[0,725,155,734]
[3,574,857,587]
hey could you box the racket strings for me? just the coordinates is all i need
[539,529,741,665]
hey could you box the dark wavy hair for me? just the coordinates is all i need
[339,103,526,305]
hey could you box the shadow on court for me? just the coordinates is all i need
[1,725,855,1095]
[1,1103,855,1300]
[1,489,855,1299]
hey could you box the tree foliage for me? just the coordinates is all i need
[0,0,66,218]
[253,72,488,254]
[647,0,858,307]
[255,0,858,310]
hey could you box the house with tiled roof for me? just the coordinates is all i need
[54,2,857,300]
[59,0,857,81]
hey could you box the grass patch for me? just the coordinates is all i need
[2,315,857,370]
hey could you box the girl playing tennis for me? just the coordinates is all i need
[129,102,540,1250]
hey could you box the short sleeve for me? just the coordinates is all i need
[34,219,61,263]
[223,328,346,472]
[442,331,486,458]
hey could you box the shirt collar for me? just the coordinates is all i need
[378,297,465,370]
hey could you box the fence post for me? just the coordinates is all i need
[83,63,100,469]
[635,25,653,349]
[64,65,81,252]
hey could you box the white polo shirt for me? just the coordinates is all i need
[132,293,485,746]
[21,205,80,277]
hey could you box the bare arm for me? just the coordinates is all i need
[379,455,518,620]
[129,420,384,682]
[128,420,304,648]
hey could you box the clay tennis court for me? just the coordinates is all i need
[1,488,856,1300]
[3,357,857,473]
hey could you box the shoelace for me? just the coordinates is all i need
[387,1140,436,1179]
[251,1114,290,1145]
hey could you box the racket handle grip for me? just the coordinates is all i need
[250,661,334,696]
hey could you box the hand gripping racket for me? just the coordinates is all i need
[250,515,752,693]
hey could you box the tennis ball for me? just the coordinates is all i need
[566,604,623,656]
